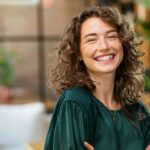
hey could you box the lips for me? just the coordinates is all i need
[94,54,115,62]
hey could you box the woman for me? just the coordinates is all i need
[44,6,150,150]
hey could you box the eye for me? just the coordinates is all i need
[87,38,97,43]
[107,33,119,40]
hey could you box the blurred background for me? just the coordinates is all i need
[0,0,149,149]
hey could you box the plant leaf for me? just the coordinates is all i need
[136,0,150,9]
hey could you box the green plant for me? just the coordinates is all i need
[145,70,150,92]
[135,0,150,92]
[136,0,150,9]
[0,49,17,86]
[135,0,150,40]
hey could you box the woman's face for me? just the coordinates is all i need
[80,17,123,77]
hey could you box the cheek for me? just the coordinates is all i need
[80,45,94,59]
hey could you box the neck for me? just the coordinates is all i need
[90,72,121,110]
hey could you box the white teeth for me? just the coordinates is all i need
[96,54,114,62]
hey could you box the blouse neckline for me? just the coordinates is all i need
[90,93,122,112]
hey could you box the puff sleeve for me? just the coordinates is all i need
[44,99,89,150]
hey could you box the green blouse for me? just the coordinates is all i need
[44,86,150,150]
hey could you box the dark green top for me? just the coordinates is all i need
[44,86,150,150]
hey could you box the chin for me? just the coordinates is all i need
[97,66,117,74]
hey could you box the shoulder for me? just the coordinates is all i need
[59,86,93,111]
[126,99,149,120]
[136,100,150,119]
[133,100,149,115]
[65,86,91,99]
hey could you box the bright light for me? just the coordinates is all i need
[137,4,146,20]
[0,0,40,5]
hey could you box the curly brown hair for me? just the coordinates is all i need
[50,6,144,105]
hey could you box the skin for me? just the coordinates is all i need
[80,17,123,110]
[84,142,94,150]
[146,145,150,150]
[80,17,150,150]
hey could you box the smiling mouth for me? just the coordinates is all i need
[94,54,115,63]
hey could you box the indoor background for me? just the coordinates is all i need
[0,0,150,150]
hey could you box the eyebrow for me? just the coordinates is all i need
[83,33,97,39]
[83,29,118,39]
[106,29,118,34]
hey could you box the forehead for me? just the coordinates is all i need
[80,17,117,36]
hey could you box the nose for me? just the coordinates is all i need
[97,37,109,51]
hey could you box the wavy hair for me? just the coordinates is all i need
[50,6,144,106]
